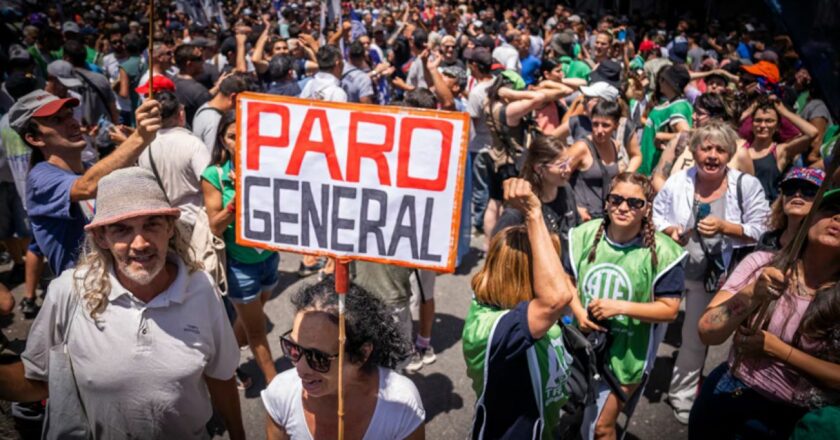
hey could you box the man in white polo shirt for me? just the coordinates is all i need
[0,167,244,439]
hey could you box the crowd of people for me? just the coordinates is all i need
[0,0,839,439]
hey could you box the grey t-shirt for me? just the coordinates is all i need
[351,261,412,307]
[341,65,375,103]
[685,194,727,281]
[191,103,223,152]
[467,80,493,153]
[405,58,428,90]
[801,99,834,125]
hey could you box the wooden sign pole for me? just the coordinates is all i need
[334,259,349,440]
[148,0,155,98]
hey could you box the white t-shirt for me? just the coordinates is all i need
[300,72,348,102]
[491,43,521,73]
[262,367,425,440]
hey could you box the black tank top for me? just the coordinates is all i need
[752,144,781,201]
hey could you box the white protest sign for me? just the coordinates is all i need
[234,93,469,272]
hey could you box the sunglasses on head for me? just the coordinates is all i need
[607,193,647,210]
[780,181,819,199]
[280,331,338,373]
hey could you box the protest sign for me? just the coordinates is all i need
[234,92,470,272]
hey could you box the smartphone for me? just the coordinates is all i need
[617,30,626,42]
[696,203,711,222]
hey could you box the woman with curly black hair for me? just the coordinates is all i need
[261,278,425,440]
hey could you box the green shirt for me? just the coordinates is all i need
[639,98,694,175]
[560,56,591,81]
[462,300,570,440]
[50,46,99,65]
[569,219,686,384]
[201,160,275,264]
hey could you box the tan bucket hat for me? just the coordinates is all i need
[85,167,180,231]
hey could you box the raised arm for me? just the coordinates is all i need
[503,178,574,339]
[773,99,819,161]
[503,92,550,126]
[234,30,248,73]
[251,20,272,74]
[652,136,681,192]
[424,53,454,110]
[70,99,161,202]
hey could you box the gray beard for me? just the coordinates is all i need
[117,257,165,286]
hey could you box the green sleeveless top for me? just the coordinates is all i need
[569,219,686,384]
[462,300,571,440]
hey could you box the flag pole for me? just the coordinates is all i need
[148,0,155,98]
[334,259,349,440]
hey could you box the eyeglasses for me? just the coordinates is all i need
[781,181,818,199]
[280,331,338,373]
[607,193,647,210]
[543,157,571,171]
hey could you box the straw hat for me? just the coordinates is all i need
[85,167,180,231]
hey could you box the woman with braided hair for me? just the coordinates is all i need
[564,172,687,440]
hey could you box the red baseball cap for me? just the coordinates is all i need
[8,90,79,134]
[135,75,176,95]
[639,40,659,53]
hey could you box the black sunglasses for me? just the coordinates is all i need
[780,181,818,199]
[280,331,338,373]
[607,193,647,210]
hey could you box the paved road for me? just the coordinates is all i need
[0,234,731,439]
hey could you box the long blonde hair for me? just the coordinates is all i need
[471,225,561,309]
[74,218,201,318]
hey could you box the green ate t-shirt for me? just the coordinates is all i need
[201,160,275,264]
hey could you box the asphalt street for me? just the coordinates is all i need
[0,234,731,439]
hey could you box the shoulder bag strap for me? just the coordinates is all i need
[146,146,171,205]
[736,172,746,223]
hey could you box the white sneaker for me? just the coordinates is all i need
[405,347,436,373]
[420,346,436,365]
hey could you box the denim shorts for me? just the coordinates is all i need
[226,252,280,304]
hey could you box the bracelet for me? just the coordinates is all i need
[784,345,794,363]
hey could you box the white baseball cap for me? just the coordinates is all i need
[580,81,620,102]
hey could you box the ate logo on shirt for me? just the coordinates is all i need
[582,263,634,306]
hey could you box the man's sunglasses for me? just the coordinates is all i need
[781,181,818,199]
[280,331,338,373]
[607,193,647,210]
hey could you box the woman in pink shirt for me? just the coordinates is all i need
[690,188,840,439]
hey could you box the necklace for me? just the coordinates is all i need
[794,267,816,298]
